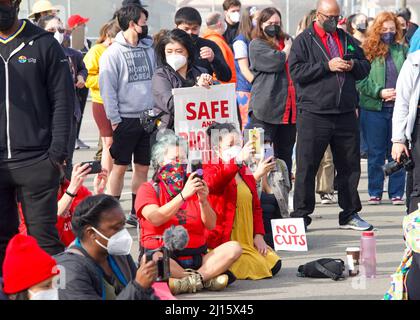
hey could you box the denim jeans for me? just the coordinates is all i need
[359,108,368,154]
[364,107,406,199]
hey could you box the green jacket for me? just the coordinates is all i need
[356,44,408,111]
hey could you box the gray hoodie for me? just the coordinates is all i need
[99,31,156,125]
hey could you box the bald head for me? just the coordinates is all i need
[206,12,223,28]
[315,0,341,32]
[316,0,340,13]
[206,11,226,35]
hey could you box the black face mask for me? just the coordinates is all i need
[0,3,17,32]
[264,25,281,38]
[356,22,367,33]
[402,28,407,37]
[137,24,148,40]
[322,17,338,34]
[190,33,199,43]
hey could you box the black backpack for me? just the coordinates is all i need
[297,258,346,281]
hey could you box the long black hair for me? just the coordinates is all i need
[155,28,196,68]
[72,195,122,240]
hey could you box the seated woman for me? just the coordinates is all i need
[204,122,282,280]
[152,28,213,132]
[18,162,108,247]
[55,195,158,300]
[2,234,60,300]
[136,134,242,295]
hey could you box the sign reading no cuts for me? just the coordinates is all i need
[271,218,308,252]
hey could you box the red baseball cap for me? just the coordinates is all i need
[68,14,90,29]
[2,234,59,295]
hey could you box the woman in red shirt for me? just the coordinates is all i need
[19,163,108,247]
[204,122,282,280]
[136,135,242,296]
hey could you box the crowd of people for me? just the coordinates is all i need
[0,0,419,300]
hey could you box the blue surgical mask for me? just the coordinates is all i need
[381,32,395,45]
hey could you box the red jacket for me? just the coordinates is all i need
[203,160,265,249]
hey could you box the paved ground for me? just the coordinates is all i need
[74,102,406,300]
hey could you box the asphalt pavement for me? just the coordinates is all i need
[74,102,406,300]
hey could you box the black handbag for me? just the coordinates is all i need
[297,258,346,281]
[142,111,165,134]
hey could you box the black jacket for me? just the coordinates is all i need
[249,38,290,125]
[193,37,232,83]
[55,245,158,300]
[152,64,206,130]
[63,46,87,121]
[289,24,370,114]
[0,20,74,165]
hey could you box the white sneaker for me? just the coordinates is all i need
[320,193,336,205]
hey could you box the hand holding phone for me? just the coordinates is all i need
[80,161,102,174]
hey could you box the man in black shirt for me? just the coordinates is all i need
[0,0,74,273]
[175,7,232,83]
[222,0,241,49]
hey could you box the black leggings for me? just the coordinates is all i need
[261,192,282,249]
[407,252,420,300]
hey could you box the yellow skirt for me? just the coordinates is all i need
[229,180,280,280]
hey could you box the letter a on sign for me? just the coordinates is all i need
[271,218,308,252]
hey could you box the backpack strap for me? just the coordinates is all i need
[314,260,345,281]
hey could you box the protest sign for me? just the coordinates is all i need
[271,218,308,251]
[173,83,239,163]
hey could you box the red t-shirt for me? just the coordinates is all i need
[18,180,92,247]
[135,182,207,251]
[313,21,344,57]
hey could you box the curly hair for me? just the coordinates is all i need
[362,11,403,62]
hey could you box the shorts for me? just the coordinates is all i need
[109,117,151,166]
[175,254,204,270]
[92,102,113,137]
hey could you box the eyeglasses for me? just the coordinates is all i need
[318,12,343,21]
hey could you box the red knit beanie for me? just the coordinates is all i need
[2,234,59,295]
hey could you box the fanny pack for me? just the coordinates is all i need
[297,258,346,281]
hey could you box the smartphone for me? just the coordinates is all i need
[249,128,262,156]
[343,53,355,61]
[191,160,203,179]
[264,144,274,161]
[80,161,102,174]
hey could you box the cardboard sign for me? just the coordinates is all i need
[71,25,85,51]
[173,83,239,163]
[271,218,308,251]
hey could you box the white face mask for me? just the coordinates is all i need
[229,12,241,24]
[222,145,242,162]
[29,288,59,300]
[166,54,187,71]
[54,31,64,44]
[91,227,133,256]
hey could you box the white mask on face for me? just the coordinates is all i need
[166,54,187,71]
[29,288,59,300]
[222,145,242,162]
[229,12,241,24]
[91,227,133,256]
[54,31,64,44]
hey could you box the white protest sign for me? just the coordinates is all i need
[271,218,308,251]
[173,83,239,163]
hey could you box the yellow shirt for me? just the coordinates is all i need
[84,44,107,104]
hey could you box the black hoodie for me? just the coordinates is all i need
[289,24,370,114]
[0,20,74,168]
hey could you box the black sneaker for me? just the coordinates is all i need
[126,213,138,227]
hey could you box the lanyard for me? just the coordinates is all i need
[74,238,128,300]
